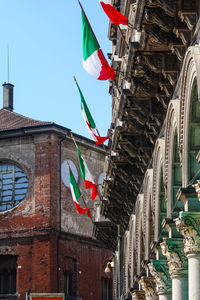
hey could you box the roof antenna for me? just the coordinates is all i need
[7,44,9,83]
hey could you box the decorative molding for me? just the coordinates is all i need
[140,276,158,300]
[160,238,188,276]
[164,99,180,216]
[0,246,16,255]
[148,260,172,294]
[132,290,146,300]
[142,169,153,257]
[179,46,200,187]
[193,180,200,201]
[176,211,200,255]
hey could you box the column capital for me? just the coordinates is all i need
[160,238,188,276]
[176,211,200,255]
[148,260,172,294]
[132,290,145,300]
[140,276,158,299]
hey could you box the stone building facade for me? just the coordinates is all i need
[0,84,112,300]
[94,1,200,300]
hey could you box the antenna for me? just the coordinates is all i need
[7,45,9,83]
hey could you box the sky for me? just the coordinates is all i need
[0,0,112,140]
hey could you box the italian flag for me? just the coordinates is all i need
[73,137,98,200]
[69,166,91,218]
[81,5,115,80]
[99,0,128,26]
[75,79,109,145]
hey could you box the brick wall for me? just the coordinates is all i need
[0,131,112,300]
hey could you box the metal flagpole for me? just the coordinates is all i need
[77,1,121,93]
[73,76,109,153]
[66,159,94,223]
[70,132,104,201]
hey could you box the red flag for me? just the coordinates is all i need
[100,0,128,26]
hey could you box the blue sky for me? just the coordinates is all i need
[0,0,112,139]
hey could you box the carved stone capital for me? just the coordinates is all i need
[140,276,158,300]
[132,291,145,300]
[176,211,200,255]
[160,238,188,276]
[148,260,172,294]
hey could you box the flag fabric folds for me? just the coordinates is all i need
[99,0,128,26]
[75,81,109,145]
[69,166,91,218]
[73,137,98,200]
[81,6,115,80]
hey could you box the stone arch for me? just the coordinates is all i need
[135,194,144,275]
[179,45,200,186]
[128,214,136,287]
[152,138,166,241]
[124,230,130,293]
[142,169,154,259]
[164,99,180,217]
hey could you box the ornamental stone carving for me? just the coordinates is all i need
[176,211,200,255]
[160,238,188,276]
[192,180,200,201]
[148,260,172,294]
[140,276,158,300]
[132,291,145,300]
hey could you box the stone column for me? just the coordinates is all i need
[160,238,188,300]
[140,276,158,300]
[176,211,200,300]
[148,260,172,300]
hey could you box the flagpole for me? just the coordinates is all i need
[66,159,93,222]
[80,195,94,223]
[73,76,108,153]
[78,0,103,58]
[70,132,104,201]
[118,26,129,49]
[78,0,120,92]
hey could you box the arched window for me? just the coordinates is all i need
[0,163,28,212]
[171,133,183,216]
[188,77,200,181]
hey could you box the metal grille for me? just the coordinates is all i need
[0,164,28,211]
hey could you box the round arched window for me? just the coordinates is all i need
[61,160,78,188]
[0,163,28,212]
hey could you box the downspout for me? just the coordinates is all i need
[57,135,66,291]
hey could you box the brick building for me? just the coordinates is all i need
[0,83,112,300]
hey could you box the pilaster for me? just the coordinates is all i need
[140,276,158,300]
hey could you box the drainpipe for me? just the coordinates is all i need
[57,135,66,291]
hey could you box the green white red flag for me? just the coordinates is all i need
[80,2,115,80]
[69,165,91,218]
[99,0,128,26]
[74,79,109,145]
[72,136,98,200]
